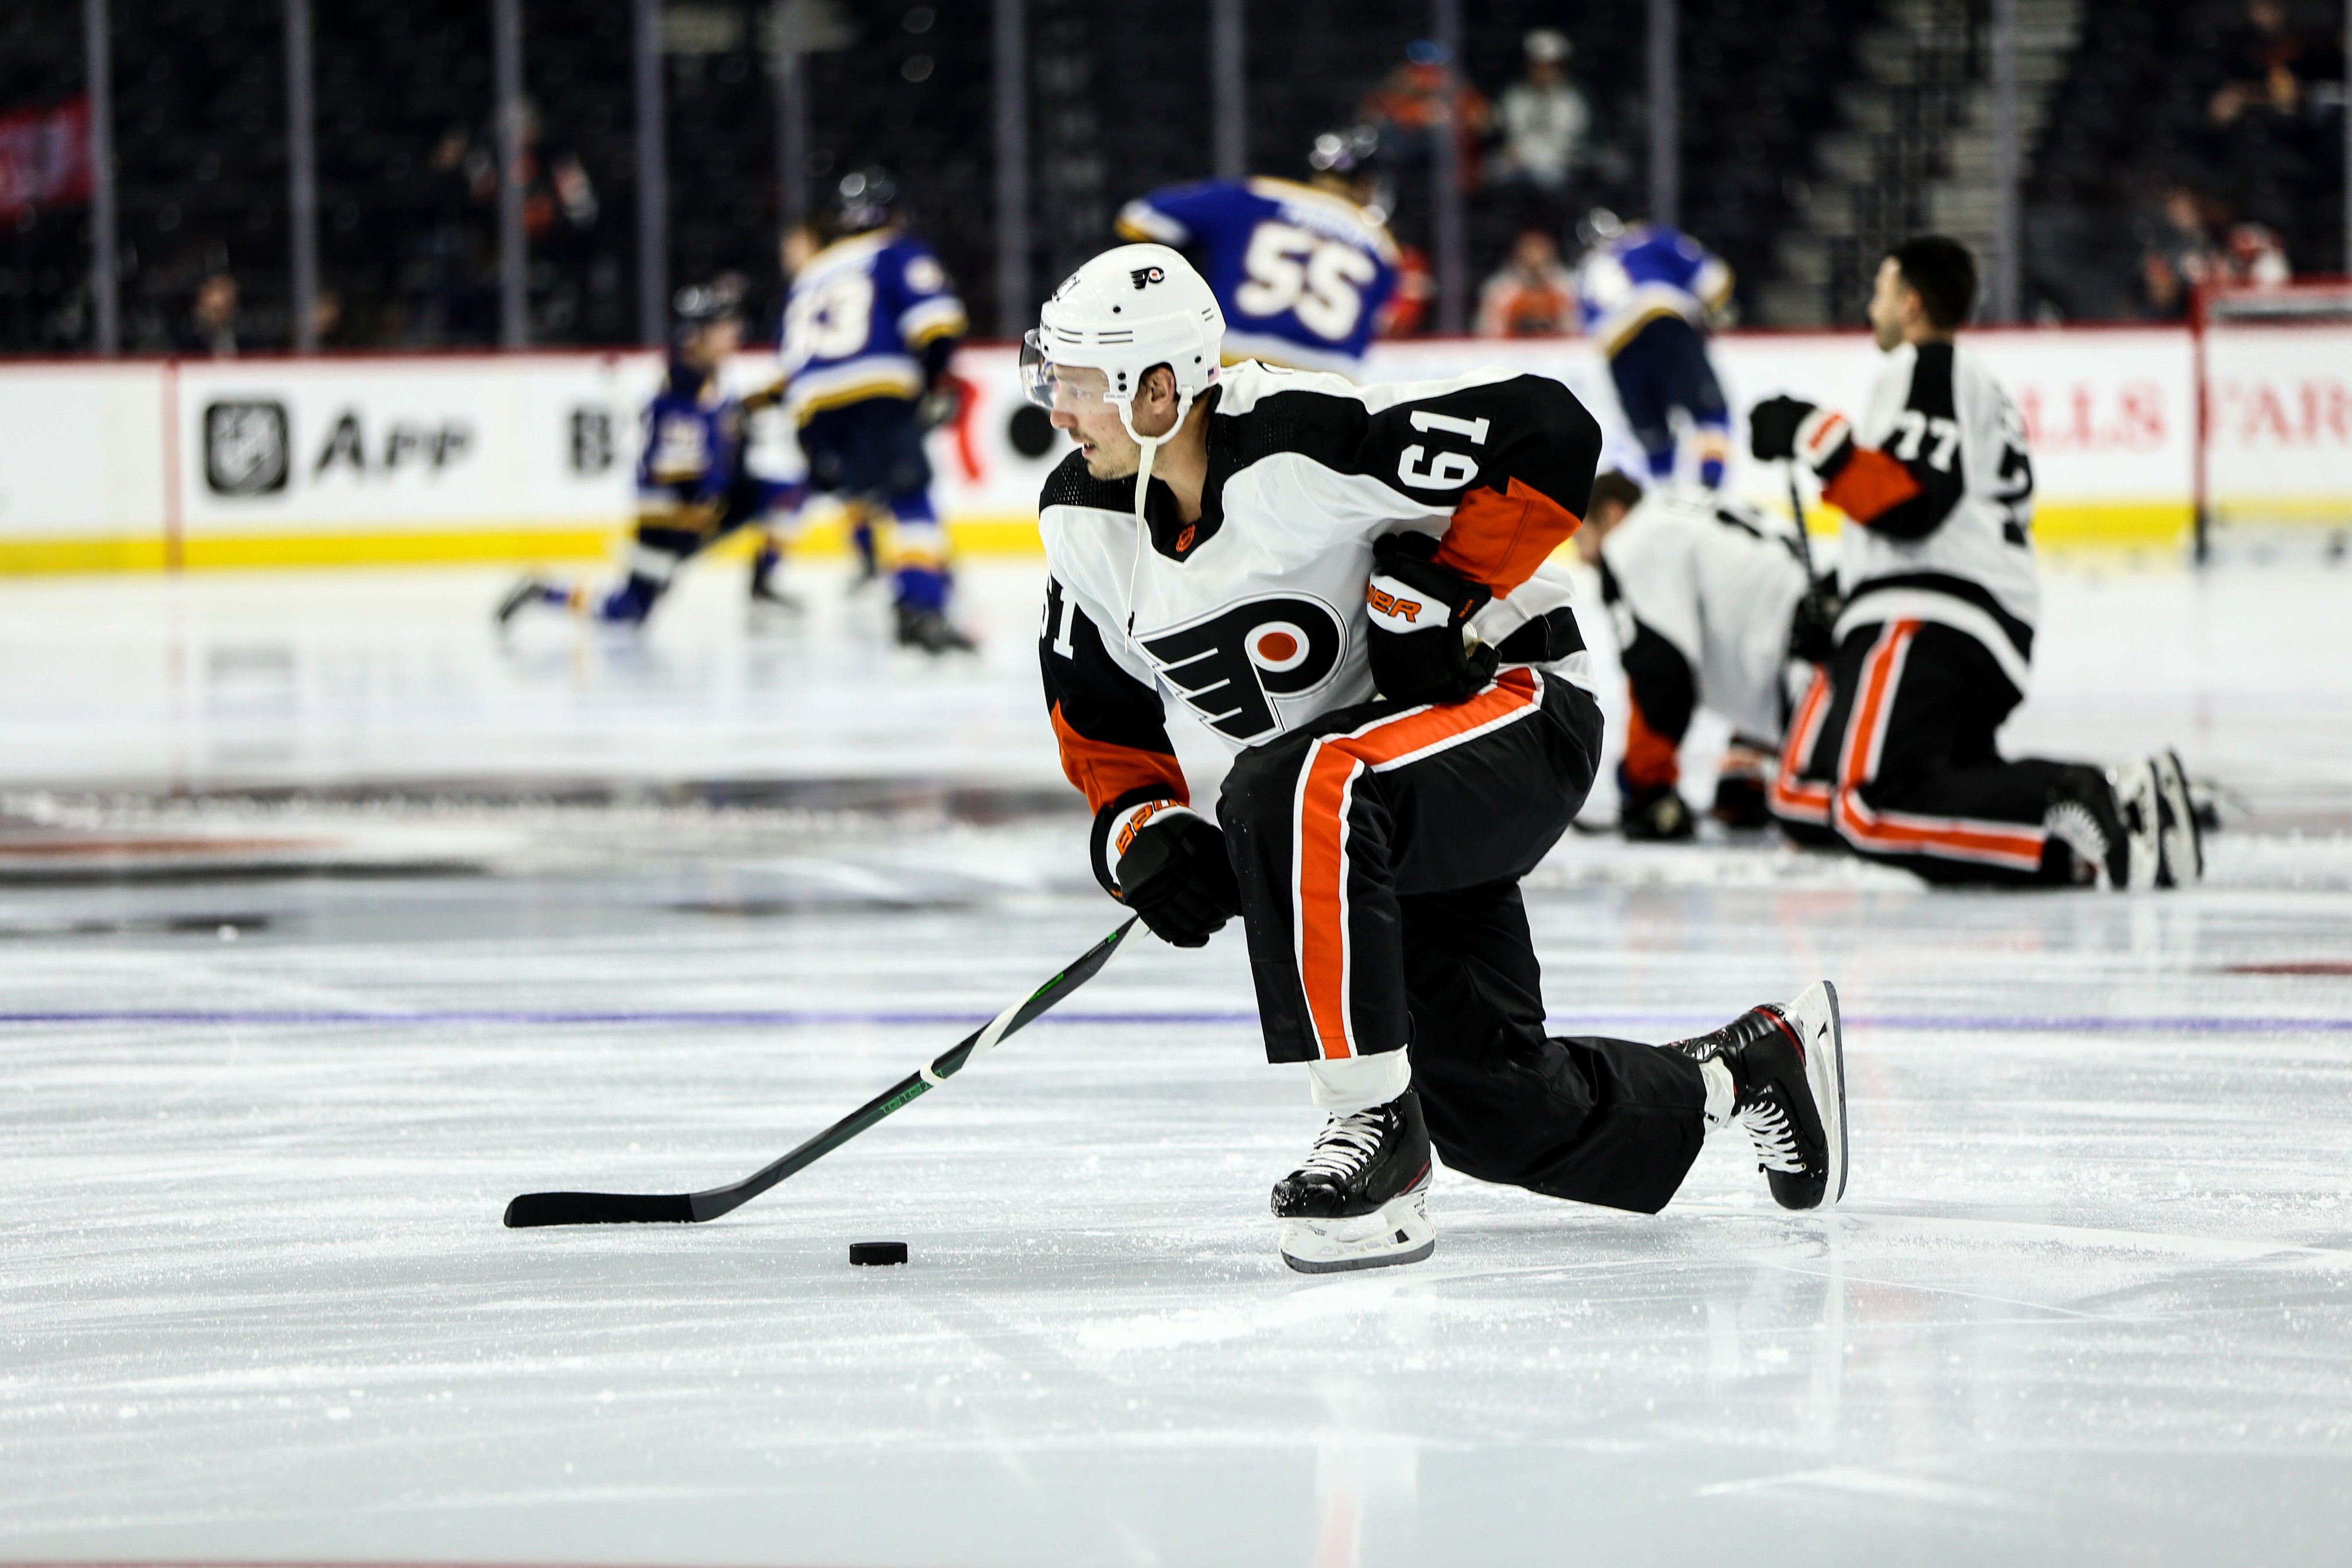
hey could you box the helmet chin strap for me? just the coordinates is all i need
[1113,388,1194,649]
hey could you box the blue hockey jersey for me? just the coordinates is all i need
[637,361,745,517]
[1117,177,1400,376]
[779,228,968,424]
[1573,225,1735,358]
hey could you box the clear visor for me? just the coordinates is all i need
[1019,330,1111,412]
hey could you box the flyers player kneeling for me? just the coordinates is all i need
[1022,243,1850,1273]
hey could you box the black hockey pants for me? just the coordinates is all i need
[1217,668,1709,1214]
[1770,618,2075,885]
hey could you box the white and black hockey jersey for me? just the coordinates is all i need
[1599,487,1810,750]
[1794,340,2038,690]
[1038,360,1600,824]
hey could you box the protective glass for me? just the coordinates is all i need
[1019,330,1108,412]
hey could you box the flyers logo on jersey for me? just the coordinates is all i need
[1140,594,1347,743]
[1130,266,1166,290]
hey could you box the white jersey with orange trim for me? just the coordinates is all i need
[1793,340,2039,690]
[1598,486,1810,745]
[1036,359,1602,859]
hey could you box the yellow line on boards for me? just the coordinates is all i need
[0,505,2261,576]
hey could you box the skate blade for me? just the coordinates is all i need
[2112,757,2163,891]
[1278,1188,1436,1275]
[2150,750,2203,886]
[1792,979,1848,1208]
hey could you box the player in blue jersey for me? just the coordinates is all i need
[1114,126,1402,378]
[496,285,799,629]
[779,169,974,654]
[1573,210,1738,488]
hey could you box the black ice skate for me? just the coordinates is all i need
[495,576,558,628]
[2042,764,2158,889]
[1671,981,1846,1210]
[2149,749,2203,886]
[895,602,977,655]
[1271,1090,1436,1274]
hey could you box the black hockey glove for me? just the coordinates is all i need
[1748,395,1818,463]
[1109,800,1239,948]
[1788,574,1845,665]
[1367,532,1499,706]
[1619,773,1696,842]
[1710,772,1771,830]
[1711,740,1776,830]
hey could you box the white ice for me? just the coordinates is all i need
[3,554,2351,1566]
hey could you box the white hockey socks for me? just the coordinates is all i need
[1700,1057,1736,1129]
[1306,1051,1413,1113]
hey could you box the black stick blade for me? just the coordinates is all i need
[504,1190,697,1227]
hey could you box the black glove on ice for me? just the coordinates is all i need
[1748,395,1818,463]
[1110,800,1240,948]
[1618,774,1696,842]
[1367,531,1499,706]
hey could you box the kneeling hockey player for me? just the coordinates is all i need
[1749,235,2202,887]
[1024,244,1848,1274]
[1577,471,1838,839]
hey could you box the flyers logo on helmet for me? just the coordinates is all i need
[1140,594,1347,742]
[1130,266,1167,290]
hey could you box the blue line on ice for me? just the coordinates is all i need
[1,1008,2347,1032]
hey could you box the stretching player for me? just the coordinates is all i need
[781,169,974,653]
[1115,126,1401,378]
[1577,471,1837,839]
[1573,211,1736,488]
[497,286,796,629]
[1024,244,1847,1274]
[1750,235,2202,887]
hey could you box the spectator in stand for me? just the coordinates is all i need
[2134,183,2219,320]
[1359,40,1490,190]
[176,273,238,357]
[1476,228,1579,338]
[2219,219,2293,287]
[2208,0,2314,127]
[1488,30,1595,201]
[1378,245,1436,339]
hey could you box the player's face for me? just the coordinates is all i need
[683,316,743,371]
[1046,365,1143,479]
[1867,257,1913,351]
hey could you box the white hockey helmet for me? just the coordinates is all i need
[1020,243,1224,447]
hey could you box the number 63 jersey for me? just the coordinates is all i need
[1117,179,1400,377]
[1039,361,1601,819]
[1808,340,2040,690]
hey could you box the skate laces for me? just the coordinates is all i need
[2043,798,2108,864]
[1299,1107,1388,1180]
[1734,1093,1807,1174]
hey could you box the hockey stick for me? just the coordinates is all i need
[1784,458,1818,580]
[504,915,1143,1228]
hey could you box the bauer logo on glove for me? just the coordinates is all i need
[1105,799,1240,948]
[1367,531,1498,706]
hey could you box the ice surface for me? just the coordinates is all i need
[3,556,2351,1566]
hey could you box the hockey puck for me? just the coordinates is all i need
[849,1241,909,1267]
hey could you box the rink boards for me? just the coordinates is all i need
[0,324,2343,572]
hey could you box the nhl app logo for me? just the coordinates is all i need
[1129,265,1166,290]
[203,400,291,497]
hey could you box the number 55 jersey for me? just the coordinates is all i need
[1038,361,1600,823]
[1117,179,1401,377]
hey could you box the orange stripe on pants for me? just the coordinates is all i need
[1771,668,1835,824]
[1294,670,1545,1061]
[1829,621,2047,872]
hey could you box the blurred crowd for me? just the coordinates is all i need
[2127,0,2339,317]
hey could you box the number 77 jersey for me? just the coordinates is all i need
[1117,178,1401,378]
